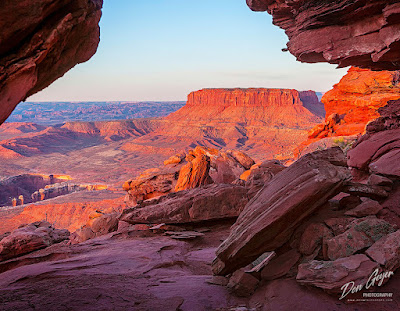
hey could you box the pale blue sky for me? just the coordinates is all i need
[29,0,348,102]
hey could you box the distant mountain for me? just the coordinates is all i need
[6,101,185,125]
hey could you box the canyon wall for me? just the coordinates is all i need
[247,0,400,70]
[0,0,103,125]
[159,88,323,160]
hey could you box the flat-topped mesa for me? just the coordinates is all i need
[167,88,323,128]
[246,0,400,71]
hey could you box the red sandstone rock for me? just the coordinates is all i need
[120,184,249,225]
[227,269,259,297]
[160,88,323,160]
[175,150,213,192]
[242,160,287,197]
[298,223,333,256]
[296,254,379,294]
[90,213,119,236]
[348,129,400,177]
[212,148,351,275]
[326,217,395,261]
[368,174,394,188]
[69,227,95,244]
[0,0,103,125]
[226,150,256,171]
[168,88,321,128]
[0,221,69,261]
[343,182,390,200]
[0,223,247,311]
[124,146,255,205]
[324,217,356,236]
[366,99,400,133]
[123,165,183,206]
[0,197,125,235]
[345,199,383,217]
[366,230,400,270]
[247,1,400,70]
[260,249,301,281]
[308,67,400,140]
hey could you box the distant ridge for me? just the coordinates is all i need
[7,101,185,125]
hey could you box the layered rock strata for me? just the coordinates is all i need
[309,67,400,139]
[120,184,249,225]
[212,147,351,275]
[247,0,400,70]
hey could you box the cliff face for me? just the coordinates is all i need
[309,67,400,139]
[167,88,322,128]
[0,0,103,125]
[159,88,324,160]
[247,0,400,70]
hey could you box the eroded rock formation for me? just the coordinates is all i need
[120,184,249,225]
[247,1,400,70]
[0,221,69,261]
[0,0,103,125]
[309,67,400,139]
[212,147,351,275]
[0,197,125,235]
[123,146,255,205]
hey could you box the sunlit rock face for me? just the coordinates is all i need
[0,0,103,125]
[309,67,400,139]
[247,0,400,71]
[168,88,322,128]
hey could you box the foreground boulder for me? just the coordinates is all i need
[0,221,69,261]
[120,184,249,225]
[0,0,103,125]
[213,148,351,275]
[366,230,400,270]
[296,254,379,293]
[241,160,287,196]
[247,1,400,70]
[69,212,119,244]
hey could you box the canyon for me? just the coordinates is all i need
[0,88,324,189]
[0,1,400,311]
[7,101,185,124]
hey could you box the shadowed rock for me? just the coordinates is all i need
[297,254,379,293]
[348,129,400,178]
[247,1,400,70]
[212,148,351,275]
[0,221,69,261]
[0,0,103,125]
[120,184,249,225]
[366,230,400,270]
[326,217,395,261]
